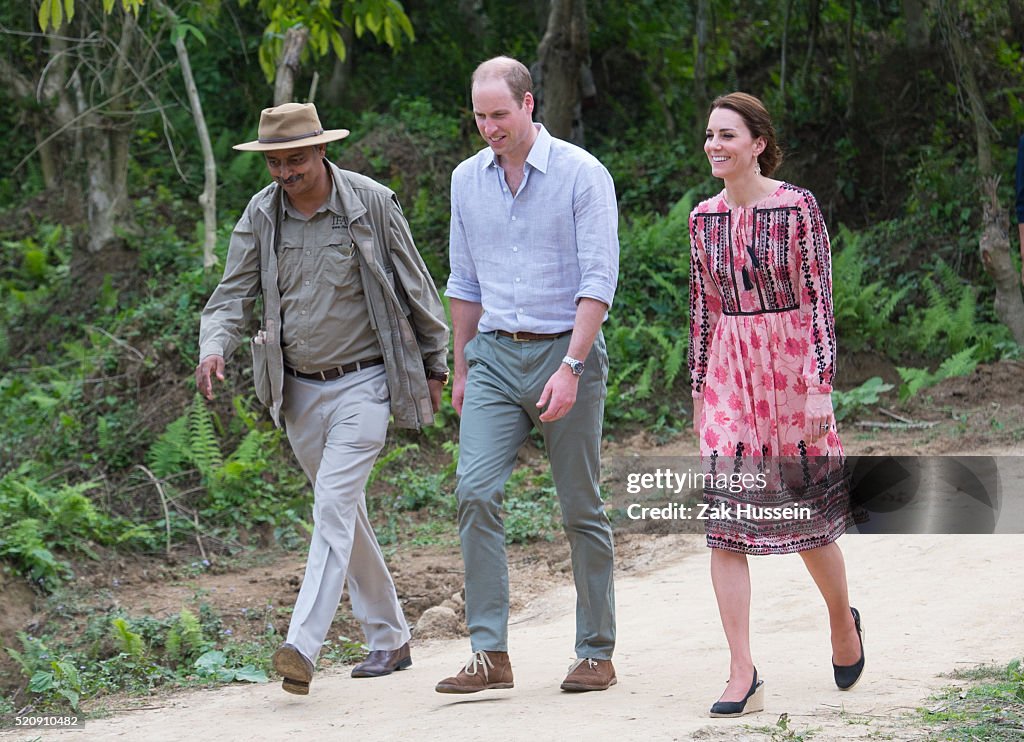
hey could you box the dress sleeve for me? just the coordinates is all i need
[797,191,837,395]
[688,211,723,398]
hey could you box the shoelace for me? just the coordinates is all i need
[463,650,495,678]
[566,657,598,673]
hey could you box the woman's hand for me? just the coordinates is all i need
[804,393,836,441]
[693,395,704,437]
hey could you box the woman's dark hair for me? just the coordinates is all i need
[709,92,783,177]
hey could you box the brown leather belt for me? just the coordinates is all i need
[495,330,571,342]
[286,357,384,381]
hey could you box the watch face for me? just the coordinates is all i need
[564,357,584,376]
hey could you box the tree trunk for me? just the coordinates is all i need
[159,0,218,269]
[939,3,992,178]
[536,0,589,144]
[902,0,929,49]
[780,0,793,103]
[274,25,310,105]
[77,12,139,253]
[979,178,1024,345]
[321,26,354,107]
[844,0,856,121]
[694,0,710,130]
[801,0,821,84]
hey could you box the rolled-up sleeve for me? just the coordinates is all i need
[445,168,483,303]
[573,163,619,309]
[198,206,261,361]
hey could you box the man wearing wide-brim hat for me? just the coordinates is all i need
[196,102,450,695]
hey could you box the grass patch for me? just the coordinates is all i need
[919,658,1024,740]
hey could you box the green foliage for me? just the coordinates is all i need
[604,190,697,431]
[0,467,154,590]
[832,377,895,421]
[239,0,414,84]
[165,608,207,663]
[193,649,268,683]
[110,617,146,660]
[503,468,561,545]
[920,658,1024,741]
[9,602,271,714]
[831,226,909,353]
[38,0,145,32]
[897,347,981,402]
[906,260,980,357]
[144,394,309,543]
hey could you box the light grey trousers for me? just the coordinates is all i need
[281,365,410,663]
[456,331,616,660]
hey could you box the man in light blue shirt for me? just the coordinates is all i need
[436,56,619,695]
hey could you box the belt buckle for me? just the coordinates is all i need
[511,331,524,342]
[318,370,328,381]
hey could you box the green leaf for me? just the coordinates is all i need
[38,0,52,31]
[58,688,80,710]
[29,670,54,693]
[329,30,346,61]
[195,649,226,673]
[233,665,268,683]
[63,0,75,24]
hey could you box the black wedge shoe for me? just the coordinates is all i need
[833,606,865,690]
[709,668,765,717]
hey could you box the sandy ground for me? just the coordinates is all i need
[4,529,1022,742]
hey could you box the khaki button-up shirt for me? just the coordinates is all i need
[277,186,381,372]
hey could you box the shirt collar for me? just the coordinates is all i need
[481,123,551,174]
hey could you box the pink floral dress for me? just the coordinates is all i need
[688,183,852,554]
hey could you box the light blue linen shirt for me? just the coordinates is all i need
[446,124,619,334]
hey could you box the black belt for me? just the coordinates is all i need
[495,330,572,342]
[285,357,384,381]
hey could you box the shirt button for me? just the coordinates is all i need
[517,308,524,314]
[301,310,307,315]
[304,280,310,286]
[299,339,305,345]
[512,246,519,252]
[511,216,517,221]
[515,277,521,283]
[305,250,311,256]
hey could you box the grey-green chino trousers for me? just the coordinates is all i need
[456,330,616,660]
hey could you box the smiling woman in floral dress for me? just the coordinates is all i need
[688,92,864,718]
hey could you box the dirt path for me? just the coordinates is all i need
[5,529,1021,742]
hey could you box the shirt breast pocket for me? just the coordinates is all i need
[320,242,358,287]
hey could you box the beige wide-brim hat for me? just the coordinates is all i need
[233,102,350,151]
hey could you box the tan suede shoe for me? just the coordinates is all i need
[435,650,514,693]
[560,658,617,691]
[272,643,314,695]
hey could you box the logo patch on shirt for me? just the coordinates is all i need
[332,215,348,229]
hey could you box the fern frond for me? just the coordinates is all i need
[188,394,223,480]
[110,617,145,659]
[936,345,979,379]
[146,415,191,478]
[663,338,686,388]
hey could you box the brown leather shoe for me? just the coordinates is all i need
[435,650,514,693]
[272,643,314,695]
[560,658,617,692]
[351,642,412,678]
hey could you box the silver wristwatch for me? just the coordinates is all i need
[562,355,585,376]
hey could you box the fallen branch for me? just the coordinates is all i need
[135,464,171,558]
[878,408,916,424]
[855,420,939,430]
